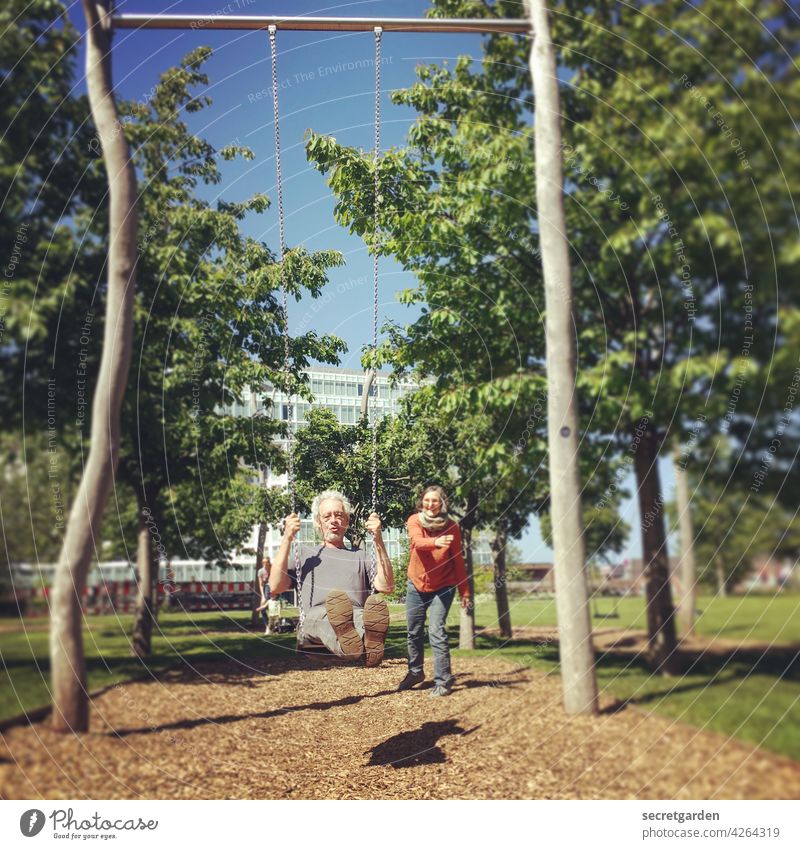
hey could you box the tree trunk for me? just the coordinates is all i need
[633,427,679,673]
[672,442,697,637]
[458,527,476,650]
[492,529,513,639]
[252,520,267,627]
[715,555,727,597]
[132,501,155,657]
[49,0,137,733]
[458,491,478,650]
[360,369,376,418]
[526,0,598,715]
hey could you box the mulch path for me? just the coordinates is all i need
[1,652,798,800]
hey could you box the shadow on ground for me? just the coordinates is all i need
[367,719,479,768]
[469,632,800,706]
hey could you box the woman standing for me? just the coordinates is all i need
[398,485,470,696]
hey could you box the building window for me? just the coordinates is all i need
[282,404,289,420]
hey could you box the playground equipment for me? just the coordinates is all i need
[49,4,597,735]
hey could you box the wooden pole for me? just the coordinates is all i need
[673,442,697,637]
[49,0,138,732]
[525,0,598,715]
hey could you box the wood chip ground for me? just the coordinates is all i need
[2,653,798,800]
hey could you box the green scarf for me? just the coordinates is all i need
[418,509,450,532]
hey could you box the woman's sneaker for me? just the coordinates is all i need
[429,678,455,697]
[397,671,425,691]
[363,594,390,668]
[325,590,364,659]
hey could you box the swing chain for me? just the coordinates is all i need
[368,26,382,593]
[269,25,304,641]
[269,25,295,516]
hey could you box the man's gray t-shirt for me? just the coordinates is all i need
[292,543,371,609]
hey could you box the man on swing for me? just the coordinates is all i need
[269,490,393,666]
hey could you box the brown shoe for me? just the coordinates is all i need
[363,594,390,668]
[325,590,364,659]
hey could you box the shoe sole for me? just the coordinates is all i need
[398,675,425,692]
[325,590,364,659]
[363,594,390,668]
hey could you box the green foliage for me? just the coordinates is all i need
[0,1,103,412]
[0,434,75,567]
[328,0,800,572]
[387,535,410,603]
[305,0,632,559]
[472,565,497,596]
[666,443,800,591]
[539,501,631,565]
[555,0,800,464]
[103,48,345,558]
[292,408,424,546]
[1,27,347,563]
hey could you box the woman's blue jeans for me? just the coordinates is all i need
[406,580,456,688]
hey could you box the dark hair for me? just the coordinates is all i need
[416,485,449,513]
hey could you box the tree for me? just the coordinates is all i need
[358,0,796,676]
[292,408,423,546]
[666,441,800,596]
[306,67,552,648]
[394,387,549,649]
[3,1,348,728]
[305,1,628,695]
[9,39,346,660]
[672,441,697,636]
[104,49,344,655]
[387,536,411,604]
[0,1,103,399]
[0,0,101,569]
[559,0,799,670]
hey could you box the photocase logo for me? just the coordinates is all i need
[19,809,46,837]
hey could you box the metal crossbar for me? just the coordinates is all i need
[112,14,530,33]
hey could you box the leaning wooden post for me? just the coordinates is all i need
[525,0,598,714]
[672,442,697,637]
[49,0,138,732]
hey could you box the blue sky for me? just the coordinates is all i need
[63,0,673,561]
[67,0,480,366]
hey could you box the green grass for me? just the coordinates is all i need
[447,592,800,644]
[0,612,302,725]
[1,594,798,762]
[447,593,800,761]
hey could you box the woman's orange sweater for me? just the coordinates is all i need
[406,512,469,599]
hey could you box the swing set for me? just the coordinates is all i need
[78,5,599,717]
[118,14,529,643]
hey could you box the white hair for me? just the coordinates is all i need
[311,490,353,530]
